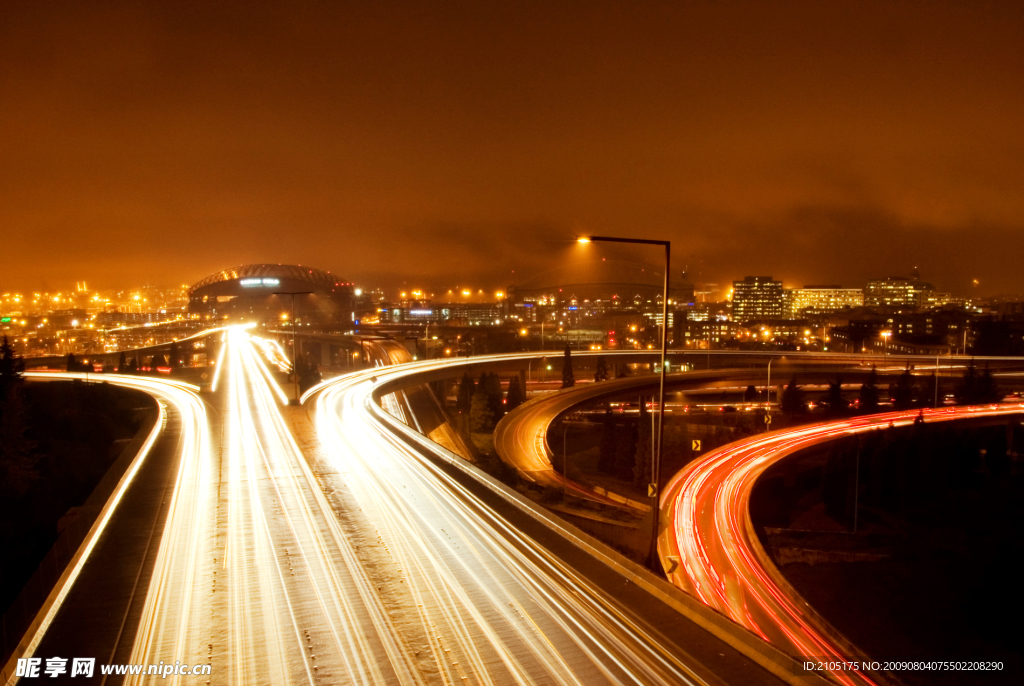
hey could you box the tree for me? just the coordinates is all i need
[296,353,322,393]
[0,385,38,498]
[484,373,505,421]
[561,344,575,388]
[615,422,639,481]
[892,367,916,410]
[781,375,805,417]
[598,414,618,475]
[150,352,165,373]
[455,371,474,413]
[823,377,847,416]
[859,366,880,414]
[0,336,23,395]
[954,361,979,405]
[976,365,1001,404]
[743,384,758,403]
[469,383,495,433]
[66,352,79,372]
[505,375,525,411]
[168,341,181,369]
[594,356,609,382]
[117,351,127,373]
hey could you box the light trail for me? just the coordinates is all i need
[5,372,207,686]
[312,362,713,685]
[659,402,1024,686]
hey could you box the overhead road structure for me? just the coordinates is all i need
[660,402,1024,686]
[304,353,834,685]
[492,365,878,514]
[2,372,211,686]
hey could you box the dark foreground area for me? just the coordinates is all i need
[0,380,155,614]
[752,418,1024,686]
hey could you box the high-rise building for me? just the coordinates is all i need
[787,285,864,316]
[731,276,784,322]
[864,277,935,308]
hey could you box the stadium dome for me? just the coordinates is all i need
[188,263,356,324]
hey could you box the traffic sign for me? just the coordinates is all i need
[691,439,701,451]
[665,555,680,574]
[647,483,657,497]
[764,414,772,425]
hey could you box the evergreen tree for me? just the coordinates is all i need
[0,385,38,498]
[150,352,165,372]
[594,356,609,382]
[597,414,618,475]
[0,335,23,394]
[859,367,880,414]
[484,373,505,420]
[505,375,525,411]
[456,371,474,413]
[743,384,758,403]
[297,354,322,392]
[469,383,495,433]
[117,351,127,373]
[616,422,639,481]
[824,377,847,416]
[954,361,979,405]
[781,375,805,417]
[561,344,575,388]
[633,422,652,488]
[168,341,180,369]
[976,365,1001,404]
[892,367,916,410]
[915,373,937,408]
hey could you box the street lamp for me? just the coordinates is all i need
[275,290,312,404]
[577,234,670,567]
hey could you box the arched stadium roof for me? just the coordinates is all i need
[189,264,351,295]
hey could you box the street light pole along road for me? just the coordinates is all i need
[274,290,312,403]
[577,235,670,567]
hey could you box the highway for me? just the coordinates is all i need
[659,402,1024,686]
[7,372,210,685]
[311,362,717,685]
[9,342,808,685]
[492,367,869,512]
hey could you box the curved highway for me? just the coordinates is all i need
[660,402,1024,686]
[307,353,806,685]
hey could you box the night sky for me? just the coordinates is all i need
[3,1,1023,296]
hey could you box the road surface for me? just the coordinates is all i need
[660,402,1024,686]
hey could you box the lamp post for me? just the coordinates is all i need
[765,356,776,432]
[275,290,312,404]
[577,235,670,567]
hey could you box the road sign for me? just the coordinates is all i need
[691,439,701,451]
[647,483,657,498]
[665,555,680,575]
[764,413,772,425]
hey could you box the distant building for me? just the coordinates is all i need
[732,276,784,322]
[787,286,864,316]
[864,277,935,308]
[188,264,356,324]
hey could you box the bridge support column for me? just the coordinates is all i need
[519,369,527,399]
